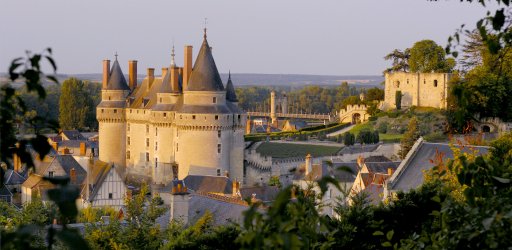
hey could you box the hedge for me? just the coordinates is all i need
[245,123,351,142]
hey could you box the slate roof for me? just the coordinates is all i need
[331,162,359,183]
[58,140,98,149]
[283,120,308,131]
[364,155,391,163]
[0,185,13,203]
[364,162,400,174]
[388,139,490,192]
[225,72,238,102]
[338,144,380,154]
[189,194,247,225]
[4,169,26,185]
[106,59,130,90]
[43,155,88,185]
[60,130,85,141]
[240,186,280,203]
[183,175,232,194]
[186,37,225,91]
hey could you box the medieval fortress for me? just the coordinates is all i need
[97,33,246,185]
[382,72,451,110]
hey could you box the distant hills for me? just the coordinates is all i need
[1,73,384,89]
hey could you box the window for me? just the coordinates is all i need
[180,115,182,119]
[113,109,117,113]
[213,97,217,103]
[108,193,113,199]
[434,80,438,87]
[215,115,219,120]
[238,115,241,122]
[163,113,167,117]
[159,97,162,103]
[192,115,196,119]
[155,158,158,168]
[127,137,130,145]
[217,169,221,176]
[130,109,132,113]
[146,138,150,147]
[424,79,426,84]
[127,123,130,131]
[146,152,149,162]
[108,96,111,100]
[146,125,149,133]
[48,171,54,178]
[217,144,221,154]
[155,127,158,136]
[127,151,130,159]
[176,143,179,152]
[176,129,179,137]
[101,109,104,113]
[218,130,221,138]
[155,142,158,151]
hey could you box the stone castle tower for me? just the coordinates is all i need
[97,32,246,184]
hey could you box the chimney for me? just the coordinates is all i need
[70,168,76,183]
[183,45,193,91]
[128,60,137,90]
[147,68,155,88]
[102,59,110,89]
[13,153,21,172]
[170,67,179,92]
[305,154,312,176]
[162,67,168,77]
[387,167,394,176]
[62,148,70,155]
[80,142,86,156]
[178,67,183,78]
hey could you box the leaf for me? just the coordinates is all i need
[492,9,505,31]
[381,242,392,247]
[492,176,511,183]
[373,231,384,236]
[45,55,57,71]
[386,230,394,241]
[30,134,51,159]
[47,75,59,84]
[56,229,91,250]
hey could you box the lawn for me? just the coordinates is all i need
[255,142,342,158]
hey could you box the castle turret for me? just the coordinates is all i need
[97,55,130,167]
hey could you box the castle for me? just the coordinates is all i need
[96,32,246,184]
[382,72,451,110]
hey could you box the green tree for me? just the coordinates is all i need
[268,176,282,188]
[399,117,419,159]
[365,87,384,102]
[343,132,355,146]
[59,78,90,130]
[409,40,455,73]
[395,90,402,110]
[384,48,410,73]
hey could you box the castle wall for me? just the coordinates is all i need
[98,108,126,167]
[383,72,450,110]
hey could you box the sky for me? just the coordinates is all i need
[0,0,494,76]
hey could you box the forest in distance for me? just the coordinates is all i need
[15,79,382,132]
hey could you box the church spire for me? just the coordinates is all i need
[170,43,176,67]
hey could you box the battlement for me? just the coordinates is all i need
[340,104,367,115]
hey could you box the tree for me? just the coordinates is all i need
[59,78,90,130]
[268,176,282,188]
[399,117,419,159]
[384,48,410,73]
[365,87,384,102]
[409,40,455,73]
[343,132,355,146]
[395,90,402,110]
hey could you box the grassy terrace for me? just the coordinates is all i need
[255,142,342,158]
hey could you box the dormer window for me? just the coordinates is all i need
[213,97,217,103]
[215,115,219,120]
[48,171,54,178]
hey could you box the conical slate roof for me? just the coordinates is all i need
[186,37,225,91]
[225,72,238,102]
[107,59,130,90]
[159,67,173,93]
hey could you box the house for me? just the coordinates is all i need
[60,130,86,141]
[48,131,98,157]
[21,154,87,204]
[384,138,490,200]
[348,157,400,205]
[81,160,127,209]
[4,169,26,194]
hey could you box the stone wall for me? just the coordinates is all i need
[383,72,451,110]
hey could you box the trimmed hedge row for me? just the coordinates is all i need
[245,123,351,142]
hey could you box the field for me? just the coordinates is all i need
[255,142,342,158]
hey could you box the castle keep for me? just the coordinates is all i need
[97,33,246,184]
[383,72,451,110]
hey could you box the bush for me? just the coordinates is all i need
[377,121,388,134]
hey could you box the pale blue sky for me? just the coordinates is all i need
[0,0,491,75]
